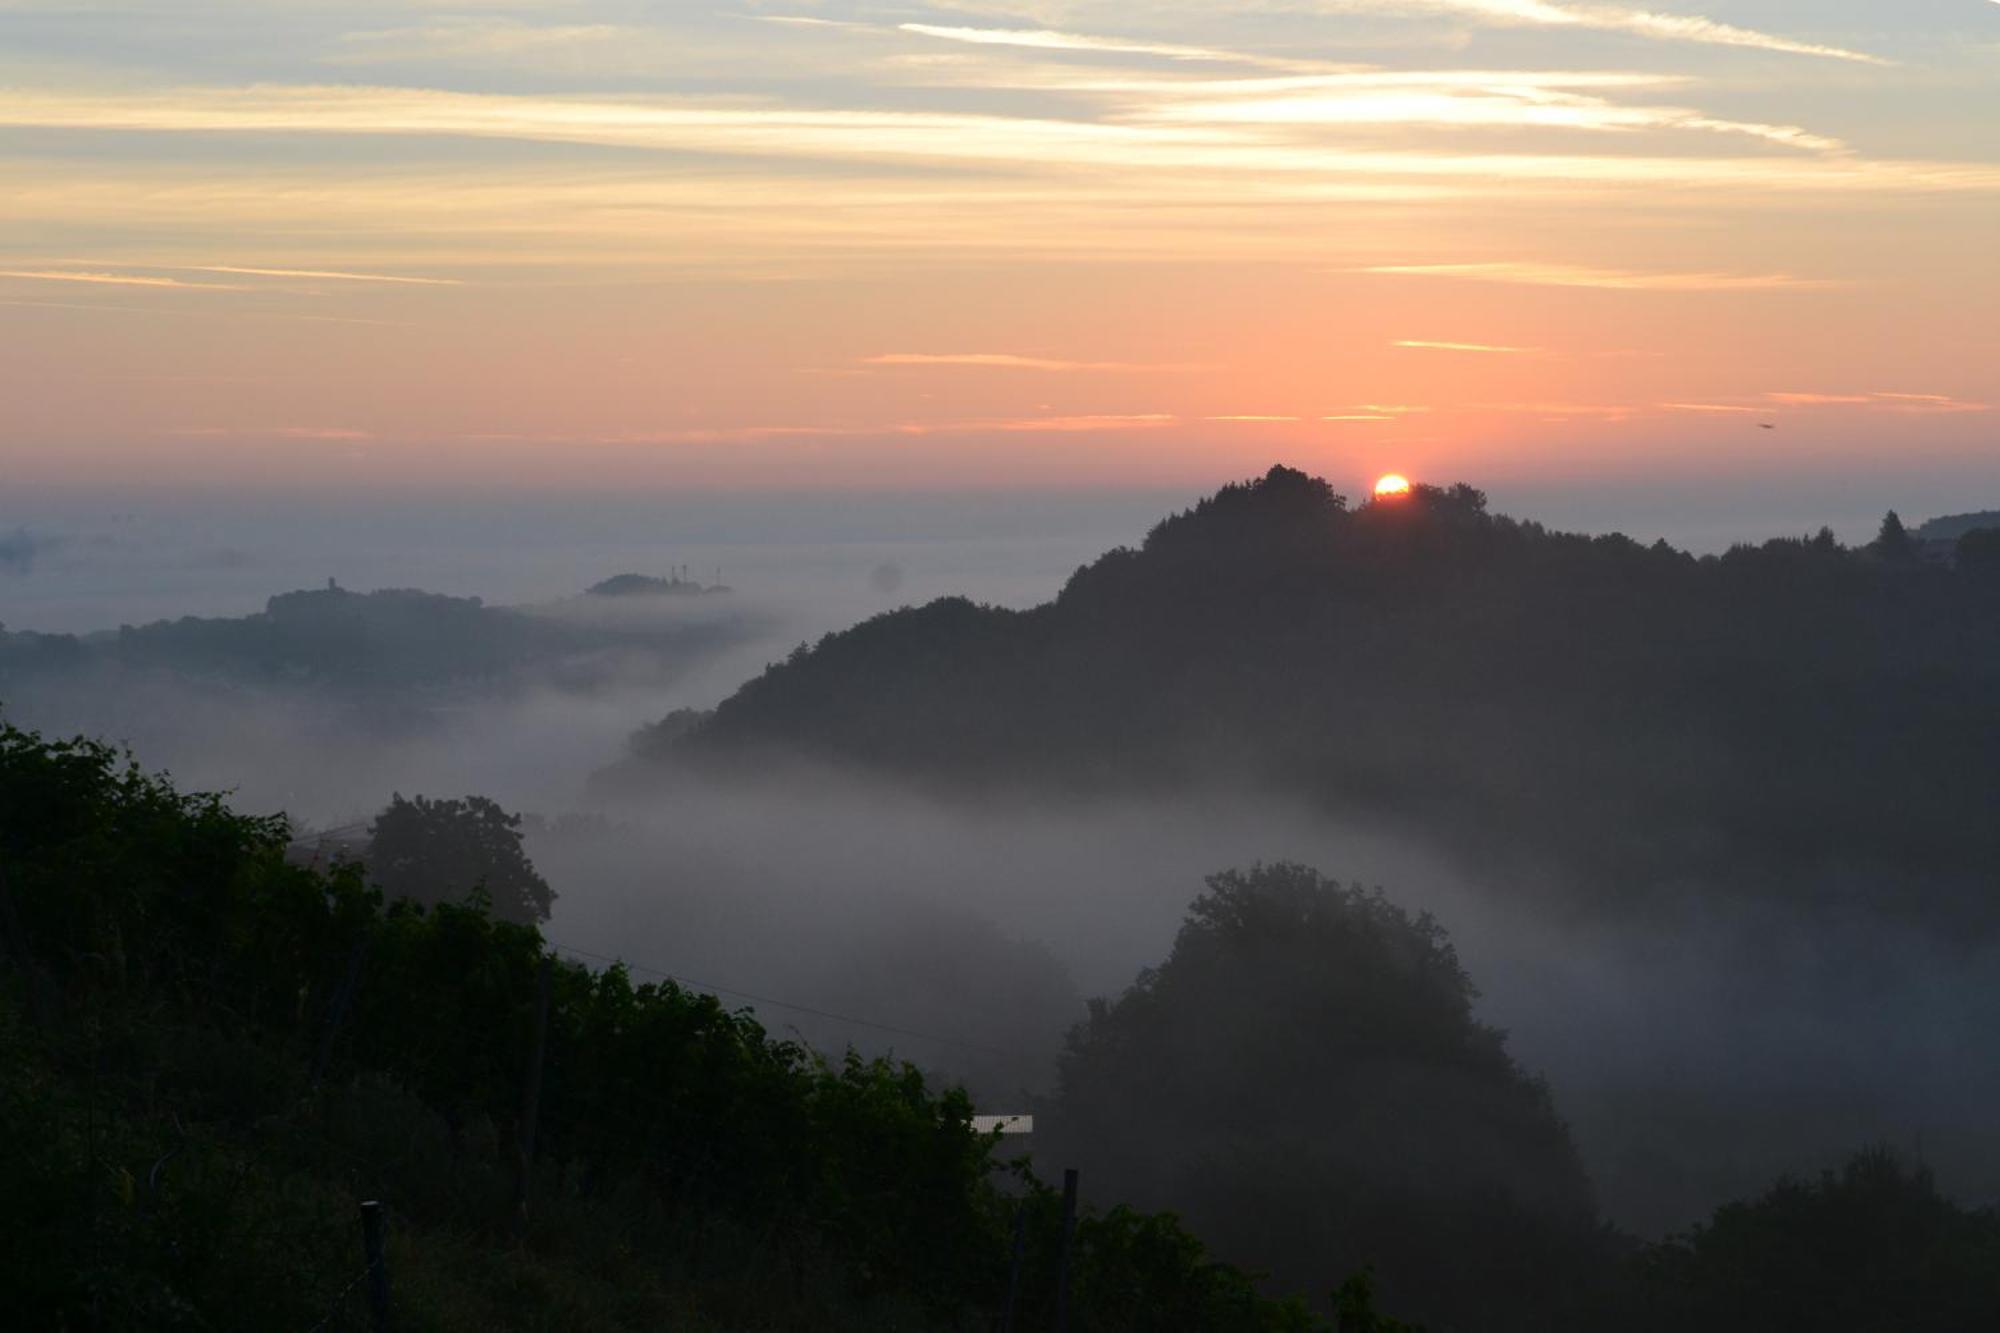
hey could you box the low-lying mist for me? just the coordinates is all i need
[0,588,792,824]
[9,624,1997,1238]
[539,769,2000,1238]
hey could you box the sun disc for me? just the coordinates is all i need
[1374,473,1413,498]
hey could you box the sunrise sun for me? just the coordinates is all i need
[1374,473,1413,499]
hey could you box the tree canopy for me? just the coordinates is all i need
[1047,863,1604,1330]
[1631,1148,2000,1332]
[1871,509,1916,561]
[367,792,555,925]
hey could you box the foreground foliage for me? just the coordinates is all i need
[1629,1148,2000,1333]
[0,720,1325,1331]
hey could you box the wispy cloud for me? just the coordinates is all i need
[1677,391,1993,415]
[0,268,246,290]
[1394,338,1533,353]
[1316,1,1889,65]
[1824,391,1988,414]
[1121,70,1842,151]
[3,86,1994,204]
[1870,391,1989,413]
[1765,391,1873,406]
[191,265,463,285]
[895,22,1322,69]
[1365,262,1826,290]
[1205,414,1303,421]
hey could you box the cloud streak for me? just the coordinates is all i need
[1315,0,1890,64]
[1364,262,1828,291]
[1394,338,1533,353]
[895,22,1326,70]
[192,265,463,285]
[0,268,247,291]
[1664,392,1992,416]
[2,86,1992,204]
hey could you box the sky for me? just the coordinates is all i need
[1,1,1997,505]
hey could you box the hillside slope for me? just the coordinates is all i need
[640,466,2000,920]
[0,720,1327,1332]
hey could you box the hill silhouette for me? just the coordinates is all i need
[0,581,755,700]
[1915,509,2000,544]
[633,466,2000,923]
[586,572,723,598]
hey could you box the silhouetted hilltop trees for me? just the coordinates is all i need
[1870,509,1916,561]
[586,572,722,598]
[1045,863,1607,1330]
[641,465,2000,924]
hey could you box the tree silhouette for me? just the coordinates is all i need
[1630,1147,2000,1332]
[1046,863,1603,1329]
[1872,509,1916,561]
[367,793,555,924]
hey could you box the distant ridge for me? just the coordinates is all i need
[1,580,753,698]
[1916,509,2000,543]
[586,572,727,598]
[621,464,2000,925]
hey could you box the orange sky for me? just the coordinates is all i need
[1,2,1996,498]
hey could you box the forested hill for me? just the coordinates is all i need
[641,465,2000,920]
[1917,509,2000,544]
[0,582,752,699]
